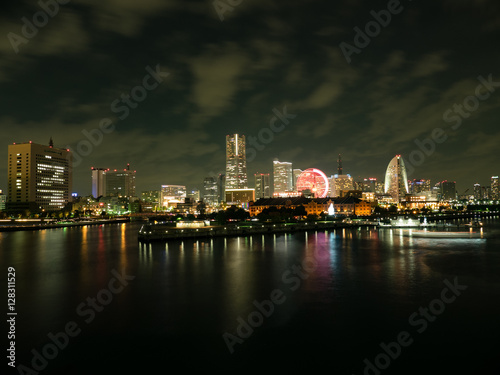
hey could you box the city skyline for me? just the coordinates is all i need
[2,138,498,203]
[1,1,499,196]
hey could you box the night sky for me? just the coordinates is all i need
[1,0,499,196]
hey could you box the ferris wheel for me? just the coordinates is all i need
[296,168,329,198]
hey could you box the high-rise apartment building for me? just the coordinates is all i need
[91,167,107,198]
[384,155,409,203]
[225,134,248,190]
[105,164,136,197]
[254,173,271,199]
[273,159,293,194]
[7,140,72,211]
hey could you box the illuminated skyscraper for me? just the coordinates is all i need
[105,164,136,197]
[225,134,248,190]
[254,173,271,198]
[384,155,409,202]
[7,140,72,211]
[491,176,499,200]
[273,159,293,194]
[91,167,107,198]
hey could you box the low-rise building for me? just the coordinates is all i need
[249,196,372,217]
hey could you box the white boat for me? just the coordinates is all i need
[410,230,485,239]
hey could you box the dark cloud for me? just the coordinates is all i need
[0,0,499,195]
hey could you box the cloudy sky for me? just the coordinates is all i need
[1,0,500,196]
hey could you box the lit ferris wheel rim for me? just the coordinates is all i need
[296,168,329,198]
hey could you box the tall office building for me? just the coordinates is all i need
[7,140,72,211]
[91,167,107,198]
[491,176,499,200]
[254,173,271,199]
[384,155,409,203]
[437,181,456,201]
[225,134,248,190]
[105,164,136,197]
[203,177,218,206]
[273,159,293,194]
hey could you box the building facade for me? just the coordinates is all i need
[160,185,186,208]
[273,159,293,194]
[249,196,372,217]
[254,173,271,199]
[225,134,248,190]
[437,181,456,201]
[491,176,499,200]
[410,179,431,195]
[203,177,218,206]
[225,188,255,206]
[105,165,136,198]
[384,155,409,203]
[7,141,72,211]
[91,167,107,198]
[331,175,354,197]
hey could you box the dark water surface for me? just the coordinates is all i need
[2,217,500,374]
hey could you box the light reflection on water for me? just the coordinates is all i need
[1,219,500,374]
